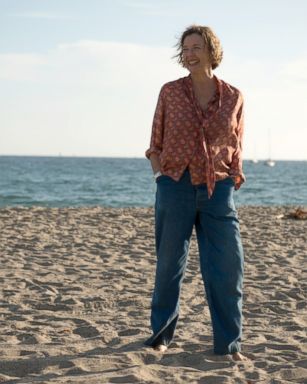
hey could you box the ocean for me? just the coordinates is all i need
[0,156,306,208]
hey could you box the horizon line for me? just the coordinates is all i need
[0,154,306,161]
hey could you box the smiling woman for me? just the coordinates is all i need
[144,24,248,361]
[175,25,223,70]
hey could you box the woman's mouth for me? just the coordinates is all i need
[188,60,199,66]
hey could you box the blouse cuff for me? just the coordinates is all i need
[229,169,246,190]
[145,147,162,159]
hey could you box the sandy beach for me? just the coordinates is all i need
[0,206,306,383]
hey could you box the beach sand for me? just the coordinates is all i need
[0,206,306,383]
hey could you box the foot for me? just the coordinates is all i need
[153,344,168,352]
[232,351,248,361]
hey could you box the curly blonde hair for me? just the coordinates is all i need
[174,25,223,70]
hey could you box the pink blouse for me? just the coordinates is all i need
[146,74,245,198]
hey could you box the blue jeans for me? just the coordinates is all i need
[145,168,244,354]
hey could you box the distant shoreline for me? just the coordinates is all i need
[0,154,306,161]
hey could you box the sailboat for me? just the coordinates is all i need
[251,143,258,164]
[265,159,275,167]
[265,128,275,167]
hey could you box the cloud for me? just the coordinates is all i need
[0,40,185,86]
[278,56,307,83]
[0,40,306,159]
[0,40,185,157]
[215,54,307,159]
[0,54,47,81]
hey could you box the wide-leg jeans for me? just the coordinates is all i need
[145,168,244,354]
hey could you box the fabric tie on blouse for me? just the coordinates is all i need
[145,75,245,192]
[182,75,222,198]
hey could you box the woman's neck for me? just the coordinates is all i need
[190,68,214,87]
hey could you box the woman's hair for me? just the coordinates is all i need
[174,25,223,70]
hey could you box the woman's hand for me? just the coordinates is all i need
[149,153,162,175]
[233,175,242,190]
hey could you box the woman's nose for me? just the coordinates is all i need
[183,48,198,57]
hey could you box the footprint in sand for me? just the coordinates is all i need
[73,324,100,338]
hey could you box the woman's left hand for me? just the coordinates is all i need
[233,176,242,190]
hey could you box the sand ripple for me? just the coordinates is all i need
[0,206,306,383]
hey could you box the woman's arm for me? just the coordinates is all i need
[145,85,166,174]
[229,99,246,190]
[149,153,162,174]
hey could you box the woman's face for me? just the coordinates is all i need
[182,33,212,73]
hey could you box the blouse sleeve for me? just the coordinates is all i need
[229,98,246,189]
[145,85,165,159]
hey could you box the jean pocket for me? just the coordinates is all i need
[218,176,234,185]
[156,174,173,183]
[229,176,235,186]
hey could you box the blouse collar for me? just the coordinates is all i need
[184,73,223,109]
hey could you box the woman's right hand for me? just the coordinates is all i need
[149,153,162,175]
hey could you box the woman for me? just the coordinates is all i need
[145,25,247,361]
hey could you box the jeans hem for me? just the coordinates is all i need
[144,337,169,348]
[213,345,241,355]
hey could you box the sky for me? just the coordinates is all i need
[0,0,306,160]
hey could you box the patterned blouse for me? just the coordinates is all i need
[145,74,245,198]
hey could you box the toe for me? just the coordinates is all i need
[232,352,248,361]
[154,344,168,352]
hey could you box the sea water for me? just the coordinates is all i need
[0,156,306,207]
